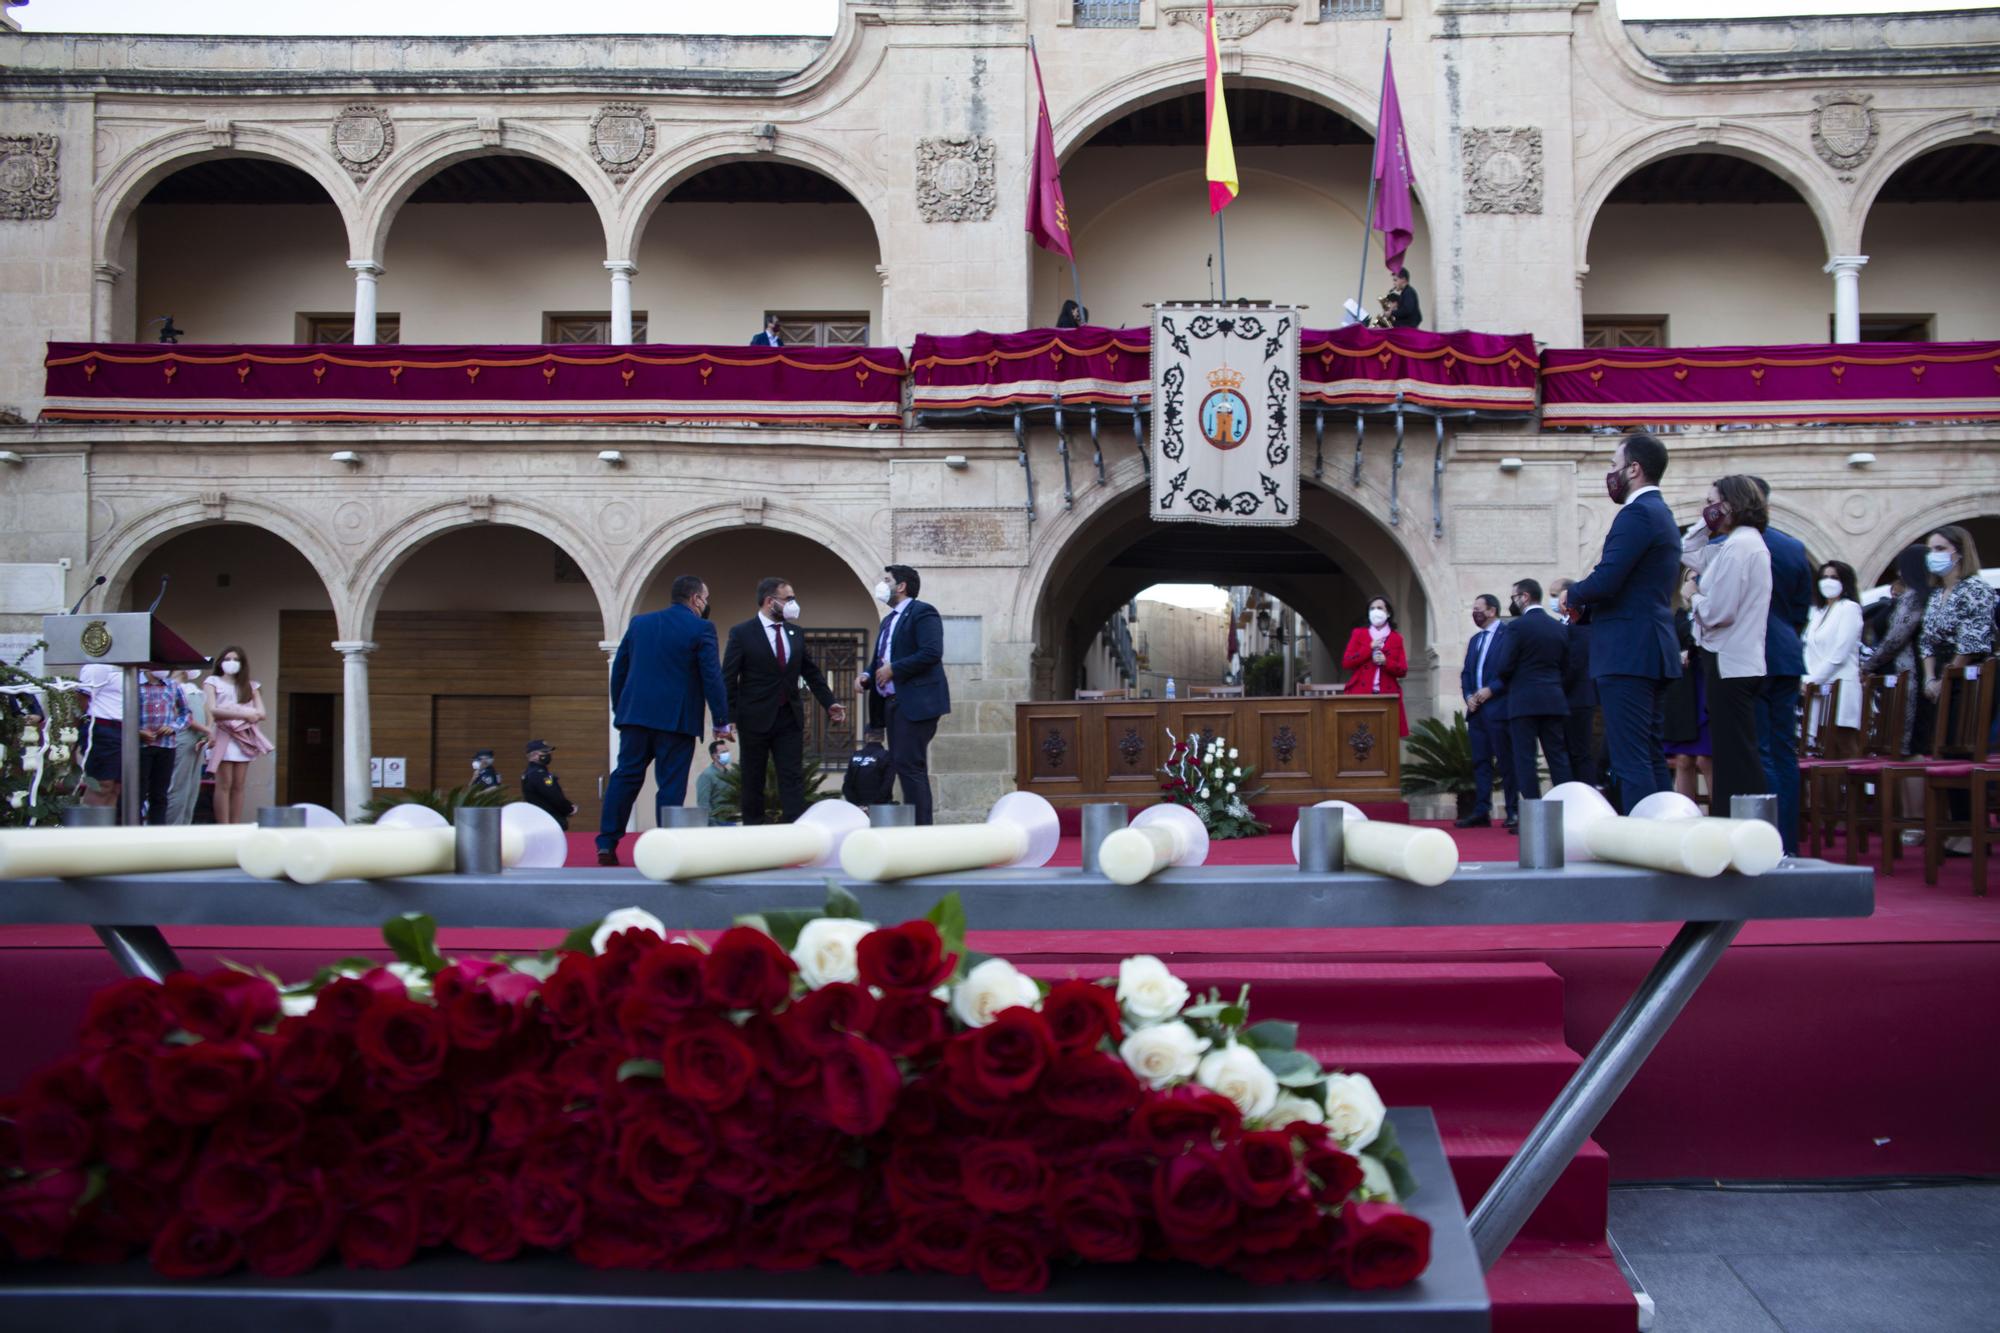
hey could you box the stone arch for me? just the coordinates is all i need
[608,131,891,266]
[1577,125,1845,264]
[1854,487,2000,588]
[349,499,620,640]
[1854,117,2000,246]
[354,123,618,263]
[95,126,364,266]
[94,496,351,629]
[1760,499,1845,574]
[610,501,885,629]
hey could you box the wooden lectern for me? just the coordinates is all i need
[41,612,208,827]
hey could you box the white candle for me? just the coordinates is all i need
[1661,817,1783,876]
[239,825,526,884]
[1584,816,1732,878]
[840,823,1029,882]
[0,825,258,879]
[634,824,832,881]
[1343,822,1460,887]
[1097,823,1182,886]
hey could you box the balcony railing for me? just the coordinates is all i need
[1075,0,1141,28]
[1322,0,1385,17]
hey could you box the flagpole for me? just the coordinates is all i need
[1217,213,1230,303]
[1354,31,1391,320]
[1068,258,1085,317]
[1028,36,1086,318]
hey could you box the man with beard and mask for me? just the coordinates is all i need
[1550,577,1597,787]
[857,563,950,824]
[1487,578,1573,814]
[1560,432,1681,813]
[722,576,847,824]
[596,573,732,866]
[1456,593,1516,830]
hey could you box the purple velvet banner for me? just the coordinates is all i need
[1298,327,1539,414]
[1540,341,2000,426]
[41,342,909,426]
[909,327,1150,412]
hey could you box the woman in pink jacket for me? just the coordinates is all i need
[203,645,273,824]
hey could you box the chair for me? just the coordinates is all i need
[1874,663,1994,876]
[1074,689,1128,701]
[1807,672,1907,862]
[1919,659,1999,891]
[1300,683,1343,697]
[1191,685,1244,698]
[1797,681,1834,850]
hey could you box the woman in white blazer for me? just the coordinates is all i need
[1803,559,1863,742]
[1680,475,1773,817]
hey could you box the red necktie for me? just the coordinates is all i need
[774,624,787,670]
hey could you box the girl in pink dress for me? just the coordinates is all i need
[203,645,273,824]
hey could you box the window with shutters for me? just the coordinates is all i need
[543,313,649,345]
[1581,318,1667,349]
[1073,0,1140,27]
[301,314,400,344]
[770,313,871,348]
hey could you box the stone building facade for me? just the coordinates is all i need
[1,0,1997,823]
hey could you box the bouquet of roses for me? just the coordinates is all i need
[1160,729,1268,839]
[0,890,1428,1293]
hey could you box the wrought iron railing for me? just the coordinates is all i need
[1107,612,1140,688]
[1321,0,1385,18]
[1075,0,1141,28]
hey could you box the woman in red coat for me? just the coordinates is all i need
[1341,596,1410,737]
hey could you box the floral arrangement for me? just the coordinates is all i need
[0,891,1428,1293]
[2,645,85,828]
[1160,729,1268,840]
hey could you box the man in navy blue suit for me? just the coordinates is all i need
[857,563,952,824]
[596,574,732,865]
[1751,477,1810,855]
[1562,433,1681,814]
[1456,593,1516,829]
[1486,580,1574,812]
[1551,576,1597,786]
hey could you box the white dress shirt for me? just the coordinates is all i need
[1681,524,1772,679]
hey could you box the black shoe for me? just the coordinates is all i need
[1453,814,1492,828]
[596,849,618,867]
[1504,818,1520,833]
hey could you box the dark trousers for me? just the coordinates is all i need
[1597,674,1672,814]
[1468,705,1516,820]
[1703,650,1765,818]
[1755,675,1802,854]
[1565,706,1597,786]
[1508,713,1573,800]
[139,745,175,825]
[886,699,938,825]
[597,725,696,853]
[738,710,806,825]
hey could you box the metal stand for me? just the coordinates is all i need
[1516,799,1563,871]
[1297,805,1344,872]
[659,807,707,830]
[91,925,184,983]
[257,806,306,829]
[868,804,916,829]
[455,806,503,875]
[1468,917,1744,1269]
[1080,803,1127,875]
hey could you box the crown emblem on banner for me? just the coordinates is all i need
[1206,365,1244,392]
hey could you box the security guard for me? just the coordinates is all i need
[520,739,576,830]
[470,749,503,792]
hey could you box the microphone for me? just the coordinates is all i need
[146,575,170,615]
[66,574,106,616]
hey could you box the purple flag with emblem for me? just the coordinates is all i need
[1371,46,1414,277]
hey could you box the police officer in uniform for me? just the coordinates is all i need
[520,739,575,830]
[470,749,503,792]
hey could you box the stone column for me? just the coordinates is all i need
[1825,255,1868,344]
[91,262,125,342]
[347,261,384,345]
[605,261,637,345]
[332,639,377,821]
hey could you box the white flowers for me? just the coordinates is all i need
[791,917,875,989]
[951,956,1040,1028]
[279,992,318,1019]
[20,752,40,772]
[1268,1092,1325,1127]
[1116,955,1190,1026]
[1120,1020,1210,1089]
[591,905,666,955]
[46,745,70,765]
[1224,783,1236,794]
[1198,786,1210,799]
[19,729,38,748]
[1196,1043,1279,1121]
[1321,1072,1388,1151]
[57,728,78,745]
[1359,1155,1396,1201]
[1228,747,1238,759]
[6,791,25,810]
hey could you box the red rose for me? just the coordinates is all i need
[706,1149,777,1206]
[961,1140,1043,1214]
[413,1177,458,1248]
[898,1204,977,1275]
[548,1038,624,1101]
[342,1134,431,1201]
[164,971,279,1043]
[341,1195,420,1270]
[445,988,519,1051]
[656,1184,739,1258]
[451,1171,521,1262]
[787,982,877,1055]
[214,1096,307,1161]
[354,994,449,1089]
[885,1138,963,1210]
[537,952,598,1041]
[1237,1197,1319,1256]
[1040,1050,1144,1123]
[16,1096,92,1171]
[1153,1147,1239,1242]
[1302,1143,1364,1206]
[150,1214,242,1278]
[632,940,708,1011]
[1049,1178,1142,1262]
[269,1023,346,1105]
[869,990,950,1060]
[831,1199,902,1274]
[398,1083,472,1162]
[855,921,955,992]
[187,1154,282,1229]
[1041,979,1123,1051]
[701,927,797,1012]
[943,1007,1054,1100]
[1221,1130,1305,1208]
[0,1169,86,1261]
[972,1219,1051,1293]
[744,1209,817,1273]
[819,1034,902,1137]
[243,1186,338,1277]
[661,1013,759,1112]
[1340,1201,1432,1290]
[1088,1140,1158,1209]
[575,1210,668,1269]
[305,977,381,1035]
[96,1047,156,1125]
[150,1040,263,1125]
[287,1118,359,1179]
[1128,1087,1242,1155]
[741,1014,817,1090]
[779,1173,861,1257]
[522,1119,603,1190]
[1232,1218,1339,1285]
[486,1073,558,1150]
[79,977,171,1049]
[618,1112,712,1206]
[102,1117,194,1183]
[88,1174,174,1248]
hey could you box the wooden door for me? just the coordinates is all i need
[432,696,531,795]
[285,692,336,806]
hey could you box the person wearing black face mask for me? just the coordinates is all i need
[1457,594,1515,829]
[1488,579,1573,817]
[1561,432,1681,813]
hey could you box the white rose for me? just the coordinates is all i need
[7,791,25,810]
[1196,1044,1279,1121]
[48,745,69,764]
[20,752,40,772]
[1358,1154,1395,1201]
[1116,954,1190,1026]
[1322,1072,1387,1151]
[384,961,430,994]
[1198,786,1210,799]
[1228,748,1239,759]
[591,905,667,955]
[280,992,318,1019]
[1233,767,1243,778]
[1225,783,1236,794]
[792,917,876,989]
[951,957,1039,1028]
[1268,1092,1325,1128]
[59,728,78,745]
[0,744,8,764]
[19,729,38,748]
[1119,1020,1210,1090]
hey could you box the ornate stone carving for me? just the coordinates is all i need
[330,106,394,179]
[1272,724,1298,766]
[1347,720,1376,764]
[1836,489,1880,537]
[204,117,235,149]
[589,104,655,183]
[1039,727,1069,771]
[916,136,997,223]
[1812,91,1877,173]
[0,134,60,222]
[1118,727,1146,769]
[1162,2,1296,40]
[1461,127,1543,215]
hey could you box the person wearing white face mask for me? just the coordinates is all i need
[693,738,734,826]
[721,576,846,825]
[203,645,273,826]
[1802,560,1863,745]
[1916,527,1996,855]
[1340,596,1409,738]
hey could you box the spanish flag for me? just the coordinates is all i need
[1203,0,1238,214]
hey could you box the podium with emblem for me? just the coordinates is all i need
[41,610,208,826]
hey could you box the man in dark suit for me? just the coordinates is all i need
[1456,594,1516,829]
[1751,477,1810,855]
[722,576,847,825]
[1551,577,1597,787]
[857,563,950,824]
[750,315,783,347]
[1387,268,1422,329]
[1562,432,1681,814]
[596,574,732,865]
[1487,580,1574,811]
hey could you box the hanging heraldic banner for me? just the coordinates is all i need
[1151,304,1300,526]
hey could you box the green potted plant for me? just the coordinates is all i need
[711,752,835,824]
[358,782,508,824]
[1401,712,1477,820]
